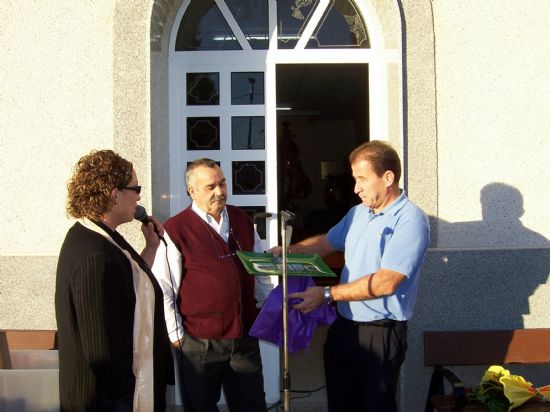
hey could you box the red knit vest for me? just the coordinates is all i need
[164,205,258,339]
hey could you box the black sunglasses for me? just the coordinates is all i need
[119,185,142,194]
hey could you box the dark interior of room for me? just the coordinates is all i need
[276,63,368,247]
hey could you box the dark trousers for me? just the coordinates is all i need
[324,316,408,412]
[174,335,267,412]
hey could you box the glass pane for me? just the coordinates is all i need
[306,0,369,48]
[231,72,264,105]
[240,206,267,239]
[175,0,241,51]
[232,161,266,194]
[187,117,220,150]
[187,73,219,105]
[277,0,319,49]
[226,0,269,50]
[232,116,265,149]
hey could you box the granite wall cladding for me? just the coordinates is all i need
[0,256,58,330]
[403,247,550,411]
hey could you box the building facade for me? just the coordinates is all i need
[2,1,550,410]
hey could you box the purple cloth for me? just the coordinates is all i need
[250,276,337,352]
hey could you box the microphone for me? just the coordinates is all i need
[252,211,295,220]
[253,212,273,221]
[252,211,295,224]
[134,205,166,245]
[280,210,295,222]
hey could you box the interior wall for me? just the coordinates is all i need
[277,115,358,234]
[288,117,357,208]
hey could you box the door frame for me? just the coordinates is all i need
[168,1,399,248]
[166,0,401,405]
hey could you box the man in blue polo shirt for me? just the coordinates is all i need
[282,140,430,412]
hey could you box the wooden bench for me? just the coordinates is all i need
[424,329,550,412]
[0,329,57,369]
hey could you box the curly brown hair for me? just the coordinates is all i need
[66,150,133,221]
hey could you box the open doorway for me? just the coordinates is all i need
[276,64,368,245]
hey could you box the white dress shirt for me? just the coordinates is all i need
[152,203,274,343]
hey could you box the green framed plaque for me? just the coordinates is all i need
[236,251,337,277]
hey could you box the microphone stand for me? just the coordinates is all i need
[280,210,294,412]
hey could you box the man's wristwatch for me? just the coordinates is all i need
[323,286,333,305]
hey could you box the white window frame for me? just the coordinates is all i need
[167,0,401,405]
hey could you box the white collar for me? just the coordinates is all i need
[191,201,230,237]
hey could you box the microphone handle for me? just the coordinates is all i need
[139,215,166,246]
[150,222,167,246]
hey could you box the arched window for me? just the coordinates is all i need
[175,0,370,51]
[168,0,399,245]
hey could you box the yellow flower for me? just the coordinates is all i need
[500,374,535,411]
[481,365,510,384]
[472,366,550,411]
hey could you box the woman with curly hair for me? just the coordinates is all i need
[55,149,173,412]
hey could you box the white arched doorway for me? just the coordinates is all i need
[166,0,402,405]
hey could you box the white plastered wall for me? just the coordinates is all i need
[432,0,550,248]
[0,2,115,257]
[2,1,550,410]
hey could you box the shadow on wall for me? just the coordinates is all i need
[421,182,550,330]
[433,182,550,248]
[404,183,550,411]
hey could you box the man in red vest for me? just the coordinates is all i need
[152,158,272,412]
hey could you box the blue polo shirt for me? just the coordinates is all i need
[326,191,430,322]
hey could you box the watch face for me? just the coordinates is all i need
[324,287,332,304]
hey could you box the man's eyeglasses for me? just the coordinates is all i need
[204,225,243,259]
[119,185,142,194]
